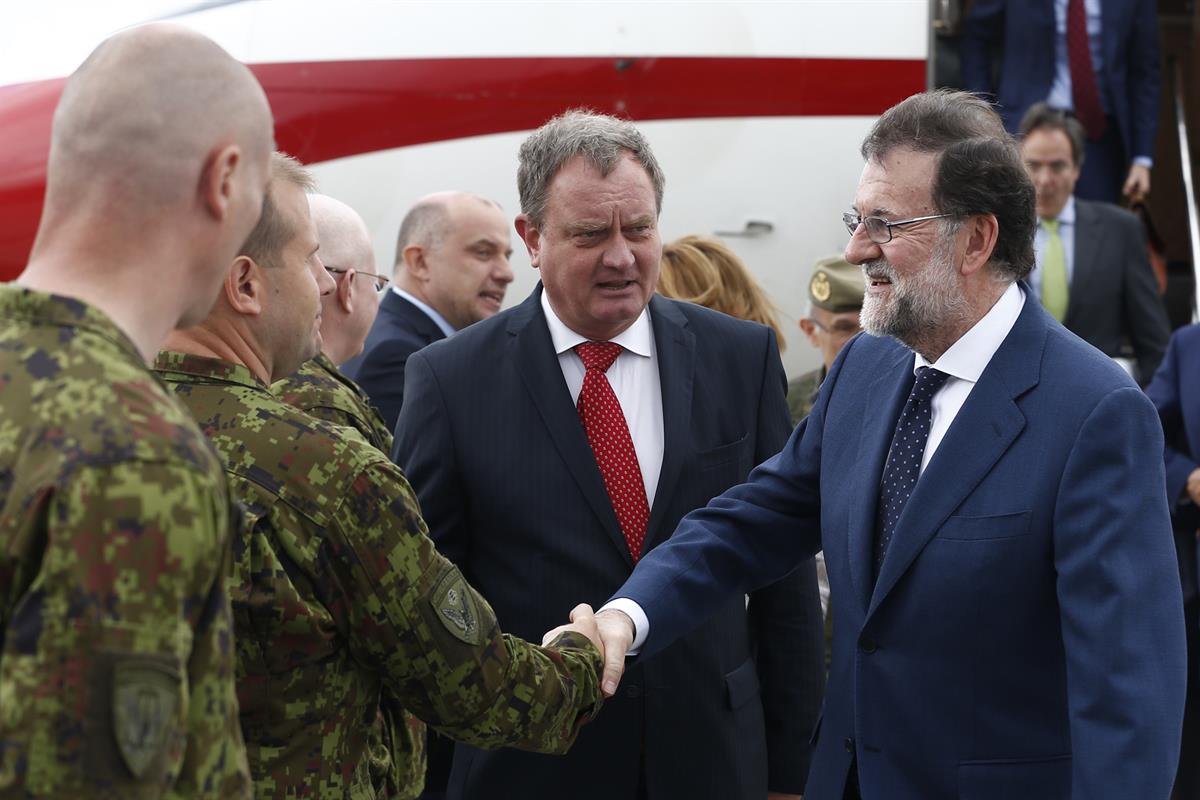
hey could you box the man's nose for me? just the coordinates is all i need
[601,233,636,269]
[844,223,881,267]
[494,253,515,284]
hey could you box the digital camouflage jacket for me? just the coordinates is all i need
[0,287,250,799]
[155,352,602,800]
[273,352,419,799]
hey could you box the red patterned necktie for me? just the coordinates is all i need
[1068,0,1107,140]
[575,341,649,563]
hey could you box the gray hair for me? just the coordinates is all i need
[517,109,665,228]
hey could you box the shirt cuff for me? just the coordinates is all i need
[1133,156,1153,169]
[599,597,649,655]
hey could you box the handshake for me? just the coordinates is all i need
[541,605,636,698]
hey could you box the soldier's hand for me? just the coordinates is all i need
[593,608,634,698]
[541,603,601,653]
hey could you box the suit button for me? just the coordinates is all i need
[860,638,878,654]
[844,737,855,753]
[625,685,642,699]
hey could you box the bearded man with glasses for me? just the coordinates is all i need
[588,89,1186,800]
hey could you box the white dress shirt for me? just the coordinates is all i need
[612,282,1027,652]
[913,281,1026,474]
[540,290,664,507]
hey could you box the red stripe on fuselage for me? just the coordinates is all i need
[0,56,925,278]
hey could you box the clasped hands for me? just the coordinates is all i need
[541,606,636,697]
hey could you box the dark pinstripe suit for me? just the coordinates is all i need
[393,287,824,799]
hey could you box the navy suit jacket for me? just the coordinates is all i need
[617,289,1186,799]
[961,0,1161,161]
[1145,323,1200,604]
[1064,199,1169,383]
[394,288,825,799]
[341,291,445,433]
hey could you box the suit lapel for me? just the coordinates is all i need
[867,294,1044,617]
[643,297,694,554]
[844,347,915,615]
[510,287,632,565]
[389,292,447,346]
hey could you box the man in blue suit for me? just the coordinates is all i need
[590,90,1186,799]
[342,191,514,432]
[394,110,824,799]
[1145,326,1200,798]
[960,0,1161,204]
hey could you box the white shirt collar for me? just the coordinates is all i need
[539,287,653,358]
[392,287,457,339]
[914,281,1025,382]
[1044,194,1076,227]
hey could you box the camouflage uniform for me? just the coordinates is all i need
[274,353,393,454]
[272,353,421,799]
[0,287,251,799]
[786,366,826,427]
[154,352,603,800]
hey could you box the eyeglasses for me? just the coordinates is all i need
[809,317,862,337]
[325,265,389,293]
[842,212,955,244]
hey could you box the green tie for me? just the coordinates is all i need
[1040,218,1069,322]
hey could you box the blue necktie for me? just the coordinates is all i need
[875,366,951,579]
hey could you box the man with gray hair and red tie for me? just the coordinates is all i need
[394,109,824,800]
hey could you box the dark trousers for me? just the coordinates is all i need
[1075,115,1129,205]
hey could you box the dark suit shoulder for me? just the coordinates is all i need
[1077,198,1143,232]
[1171,323,1200,350]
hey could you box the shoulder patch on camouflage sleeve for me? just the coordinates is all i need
[430,567,482,646]
[113,659,180,779]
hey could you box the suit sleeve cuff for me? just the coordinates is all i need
[599,597,649,655]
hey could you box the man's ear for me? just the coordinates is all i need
[225,255,264,315]
[515,214,542,268]
[959,213,999,277]
[336,270,355,314]
[798,317,821,348]
[403,245,429,282]
[199,143,242,221]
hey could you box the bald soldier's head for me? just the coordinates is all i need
[308,194,383,364]
[21,23,274,358]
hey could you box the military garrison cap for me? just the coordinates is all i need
[808,255,865,312]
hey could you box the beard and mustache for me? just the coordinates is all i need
[859,230,970,357]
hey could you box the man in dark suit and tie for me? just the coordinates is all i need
[960,0,1161,204]
[342,191,514,431]
[1017,102,1169,384]
[590,90,1186,799]
[394,110,824,800]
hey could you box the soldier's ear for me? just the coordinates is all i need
[199,143,241,222]
[798,317,821,348]
[225,255,264,316]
